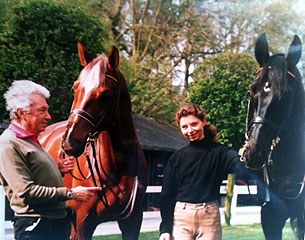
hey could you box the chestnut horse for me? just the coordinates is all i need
[242,33,305,240]
[39,43,148,240]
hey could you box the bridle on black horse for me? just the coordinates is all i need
[243,68,296,167]
[242,68,305,201]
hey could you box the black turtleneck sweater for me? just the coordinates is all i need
[159,138,247,234]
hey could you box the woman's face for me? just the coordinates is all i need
[179,115,206,141]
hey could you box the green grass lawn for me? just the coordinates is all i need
[93,222,295,240]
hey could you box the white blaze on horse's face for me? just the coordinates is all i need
[76,55,108,110]
[62,43,123,158]
[263,82,271,93]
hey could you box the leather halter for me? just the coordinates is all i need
[66,72,120,202]
[243,68,296,170]
[248,116,277,133]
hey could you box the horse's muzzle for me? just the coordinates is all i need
[61,139,84,158]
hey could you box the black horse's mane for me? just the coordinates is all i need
[250,54,292,99]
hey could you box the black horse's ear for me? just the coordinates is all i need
[255,33,270,67]
[77,41,94,67]
[108,46,120,70]
[287,35,302,68]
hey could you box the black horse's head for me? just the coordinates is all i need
[243,33,303,170]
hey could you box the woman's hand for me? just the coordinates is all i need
[159,233,171,240]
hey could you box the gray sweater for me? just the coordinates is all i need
[0,128,68,219]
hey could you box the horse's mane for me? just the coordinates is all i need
[250,54,291,99]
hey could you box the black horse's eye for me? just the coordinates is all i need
[247,90,251,98]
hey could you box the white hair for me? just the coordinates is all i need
[4,80,50,120]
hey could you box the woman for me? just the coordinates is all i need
[159,104,254,240]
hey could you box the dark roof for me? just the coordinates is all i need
[133,115,188,152]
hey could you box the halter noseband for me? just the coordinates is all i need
[248,116,277,133]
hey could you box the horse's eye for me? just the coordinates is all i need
[263,82,271,93]
[99,91,112,103]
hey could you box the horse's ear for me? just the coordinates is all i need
[287,35,302,67]
[255,33,270,67]
[77,41,94,67]
[108,46,120,70]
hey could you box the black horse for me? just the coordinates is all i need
[242,33,305,240]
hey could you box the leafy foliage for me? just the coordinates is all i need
[0,0,108,122]
[0,0,304,129]
[127,71,180,124]
[188,52,258,150]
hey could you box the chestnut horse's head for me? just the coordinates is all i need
[62,42,123,157]
[243,33,303,170]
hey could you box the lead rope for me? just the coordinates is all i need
[85,136,140,218]
[60,150,92,181]
[88,137,110,208]
[84,137,110,208]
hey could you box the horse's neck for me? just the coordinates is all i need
[113,111,136,140]
[101,115,140,177]
[104,111,139,161]
[281,84,305,141]
[274,112,305,173]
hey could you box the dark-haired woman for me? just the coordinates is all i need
[159,104,256,240]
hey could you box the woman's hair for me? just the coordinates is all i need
[4,80,50,120]
[175,104,218,142]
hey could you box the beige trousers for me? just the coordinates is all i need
[172,201,222,240]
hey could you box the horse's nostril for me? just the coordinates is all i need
[61,141,72,152]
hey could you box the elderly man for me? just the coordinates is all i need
[0,80,101,240]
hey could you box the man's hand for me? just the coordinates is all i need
[159,233,171,240]
[70,186,102,202]
[58,150,74,174]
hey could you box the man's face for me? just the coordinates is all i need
[179,115,206,141]
[21,93,51,136]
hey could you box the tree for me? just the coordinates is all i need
[187,52,258,150]
[1,0,303,126]
[0,0,109,123]
[84,0,304,91]
[128,72,180,124]
[199,0,305,76]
